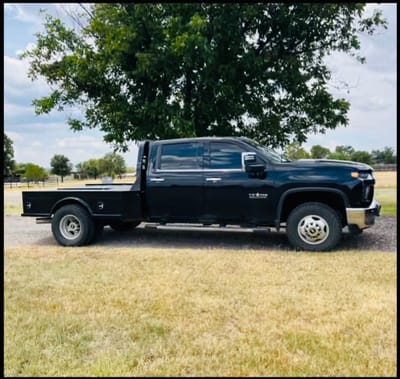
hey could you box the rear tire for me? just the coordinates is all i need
[52,205,94,246]
[87,222,104,244]
[286,202,342,252]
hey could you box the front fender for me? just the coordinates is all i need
[274,187,350,229]
[50,197,93,216]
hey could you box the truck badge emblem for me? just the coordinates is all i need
[249,192,268,199]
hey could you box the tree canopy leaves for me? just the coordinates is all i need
[75,153,127,179]
[311,145,331,159]
[4,133,16,177]
[21,3,386,150]
[372,147,396,164]
[98,153,127,178]
[50,154,72,182]
[24,163,48,182]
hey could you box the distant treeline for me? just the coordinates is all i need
[283,143,396,166]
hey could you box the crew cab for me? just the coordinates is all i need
[21,137,381,251]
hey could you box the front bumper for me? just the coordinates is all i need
[346,199,381,229]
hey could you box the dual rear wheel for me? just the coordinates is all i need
[52,205,98,246]
[51,204,139,246]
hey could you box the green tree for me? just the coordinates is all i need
[4,133,16,177]
[13,163,27,178]
[284,141,310,160]
[21,4,386,150]
[350,150,373,165]
[24,163,48,182]
[328,145,355,161]
[98,153,126,178]
[75,162,87,179]
[50,154,72,182]
[112,153,127,178]
[83,159,101,179]
[372,147,396,164]
[310,145,331,159]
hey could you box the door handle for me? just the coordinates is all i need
[206,177,222,182]
[150,178,165,182]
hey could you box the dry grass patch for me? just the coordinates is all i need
[3,204,22,215]
[375,189,397,216]
[374,171,397,188]
[373,171,397,215]
[4,246,396,377]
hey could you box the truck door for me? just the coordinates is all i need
[146,141,204,221]
[204,141,276,224]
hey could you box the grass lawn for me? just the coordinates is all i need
[374,171,397,188]
[375,189,396,216]
[4,247,396,377]
[374,171,397,216]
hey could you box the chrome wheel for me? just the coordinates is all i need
[297,214,329,245]
[59,214,82,240]
[287,202,341,251]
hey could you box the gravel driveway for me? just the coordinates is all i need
[4,214,396,252]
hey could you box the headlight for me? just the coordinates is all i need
[351,171,373,180]
[359,172,373,180]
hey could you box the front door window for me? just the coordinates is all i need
[209,142,243,170]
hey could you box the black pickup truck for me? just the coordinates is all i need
[21,136,381,251]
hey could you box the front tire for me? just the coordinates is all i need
[52,204,94,246]
[286,202,341,252]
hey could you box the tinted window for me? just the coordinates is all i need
[210,142,244,169]
[159,142,202,170]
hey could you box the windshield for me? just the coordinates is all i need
[241,137,290,163]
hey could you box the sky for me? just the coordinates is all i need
[3,3,397,169]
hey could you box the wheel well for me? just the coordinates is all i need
[51,199,91,216]
[280,191,346,226]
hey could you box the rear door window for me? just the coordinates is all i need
[159,142,203,170]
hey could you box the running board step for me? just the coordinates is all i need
[36,217,52,224]
[142,223,273,233]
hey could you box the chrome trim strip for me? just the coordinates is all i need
[206,177,222,182]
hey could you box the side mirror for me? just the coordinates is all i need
[241,152,266,178]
